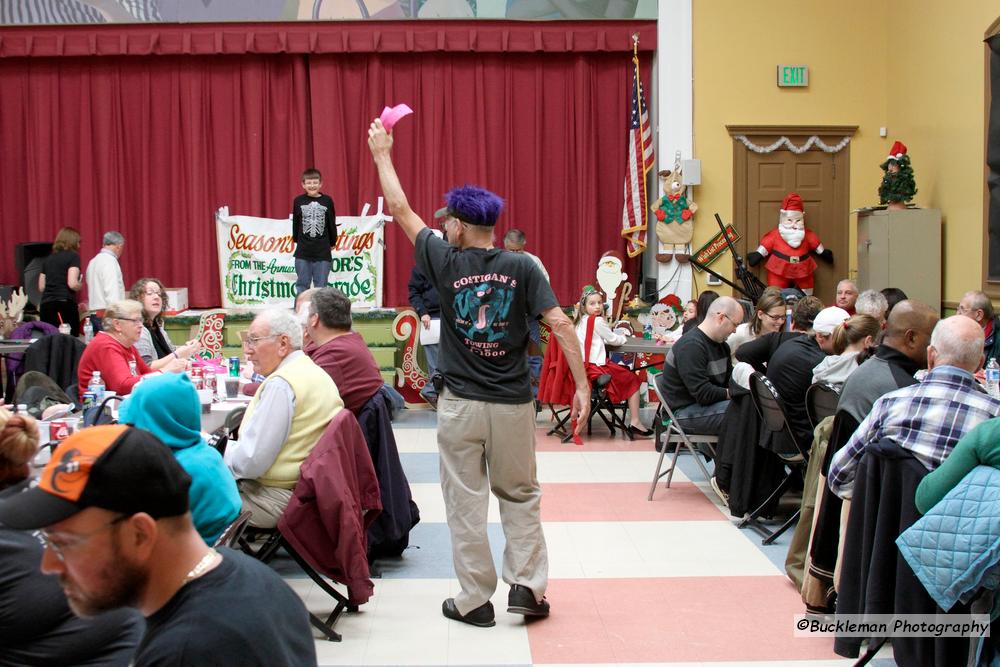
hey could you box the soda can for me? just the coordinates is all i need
[228,357,240,377]
[50,420,71,442]
[82,391,96,410]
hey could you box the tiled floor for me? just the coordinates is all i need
[276,409,895,666]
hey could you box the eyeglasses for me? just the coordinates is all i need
[761,311,786,322]
[722,313,740,327]
[113,317,143,325]
[241,333,279,349]
[38,514,130,562]
[143,289,162,297]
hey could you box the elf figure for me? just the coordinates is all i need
[878,140,917,209]
[747,192,833,295]
[652,166,697,263]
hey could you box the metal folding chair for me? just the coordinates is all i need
[805,382,840,431]
[740,372,810,544]
[647,379,717,500]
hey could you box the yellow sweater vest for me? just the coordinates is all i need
[244,353,343,489]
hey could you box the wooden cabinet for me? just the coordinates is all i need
[856,208,941,309]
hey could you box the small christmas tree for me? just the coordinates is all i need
[878,140,917,206]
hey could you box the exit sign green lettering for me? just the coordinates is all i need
[777,64,809,87]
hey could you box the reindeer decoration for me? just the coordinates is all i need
[0,288,28,338]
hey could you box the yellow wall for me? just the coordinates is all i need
[885,0,997,306]
[691,0,997,307]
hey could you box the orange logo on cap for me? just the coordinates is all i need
[38,425,129,503]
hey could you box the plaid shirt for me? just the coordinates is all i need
[828,365,1000,499]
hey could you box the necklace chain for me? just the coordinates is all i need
[182,549,220,586]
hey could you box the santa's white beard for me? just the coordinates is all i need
[779,227,805,248]
[596,268,622,301]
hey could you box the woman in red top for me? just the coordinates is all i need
[77,300,186,396]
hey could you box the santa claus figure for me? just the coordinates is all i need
[595,251,629,322]
[747,192,833,294]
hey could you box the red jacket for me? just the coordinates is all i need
[759,228,822,280]
[77,332,152,396]
[278,409,382,605]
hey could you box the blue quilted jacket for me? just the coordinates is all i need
[897,465,1000,612]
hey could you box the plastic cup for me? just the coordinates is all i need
[197,389,213,414]
[225,377,240,399]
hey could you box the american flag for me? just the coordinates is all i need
[620,52,654,258]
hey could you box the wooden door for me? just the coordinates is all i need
[729,127,855,303]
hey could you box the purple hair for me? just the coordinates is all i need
[444,185,504,227]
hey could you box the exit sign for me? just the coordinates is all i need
[777,64,809,87]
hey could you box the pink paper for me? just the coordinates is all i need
[379,104,413,132]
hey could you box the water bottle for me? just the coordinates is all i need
[987,358,1000,399]
[785,306,793,332]
[82,319,94,343]
[88,371,105,404]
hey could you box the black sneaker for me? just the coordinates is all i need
[442,599,495,627]
[507,584,550,617]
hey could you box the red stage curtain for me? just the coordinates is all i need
[310,51,641,305]
[0,21,654,307]
[0,54,309,307]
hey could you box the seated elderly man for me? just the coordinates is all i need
[835,279,859,315]
[224,308,343,528]
[828,315,1000,499]
[657,296,743,435]
[78,299,186,396]
[956,290,1000,362]
[297,287,384,415]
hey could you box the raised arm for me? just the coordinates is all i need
[368,119,427,245]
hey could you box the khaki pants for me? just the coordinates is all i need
[438,389,548,615]
[238,479,293,529]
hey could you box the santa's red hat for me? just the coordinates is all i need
[780,193,804,217]
[886,141,907,161]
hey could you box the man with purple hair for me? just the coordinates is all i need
[369,119,590,627]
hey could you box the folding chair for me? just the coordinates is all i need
[740,372,810,544]
[647,379,717,500]
[239,530,355,642]
[213,510,253,548]
[587,374,633,440]
[805,382,840,431]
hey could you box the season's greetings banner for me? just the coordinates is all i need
[215,202,386,310]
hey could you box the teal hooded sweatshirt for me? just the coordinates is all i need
[120,373,241,544]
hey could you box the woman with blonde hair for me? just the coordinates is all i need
[76,299,187,396]
[0,406,142,663]
[38,227,83,336]
[811,314,881,390]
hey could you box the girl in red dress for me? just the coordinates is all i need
[572,287,652,438]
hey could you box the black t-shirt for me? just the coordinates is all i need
[134,547,316,667]
[291,193,337,260]
[415,228,557,403]
[0,487,143,667]
[40,250,81,304]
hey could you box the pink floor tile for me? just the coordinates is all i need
[540,482,723,522]
[527,577,838,664]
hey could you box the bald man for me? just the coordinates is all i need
[658,296,743,435]
[835,279,859,315]
[829,315,1000,499]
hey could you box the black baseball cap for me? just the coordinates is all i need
[0,425,191,530]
